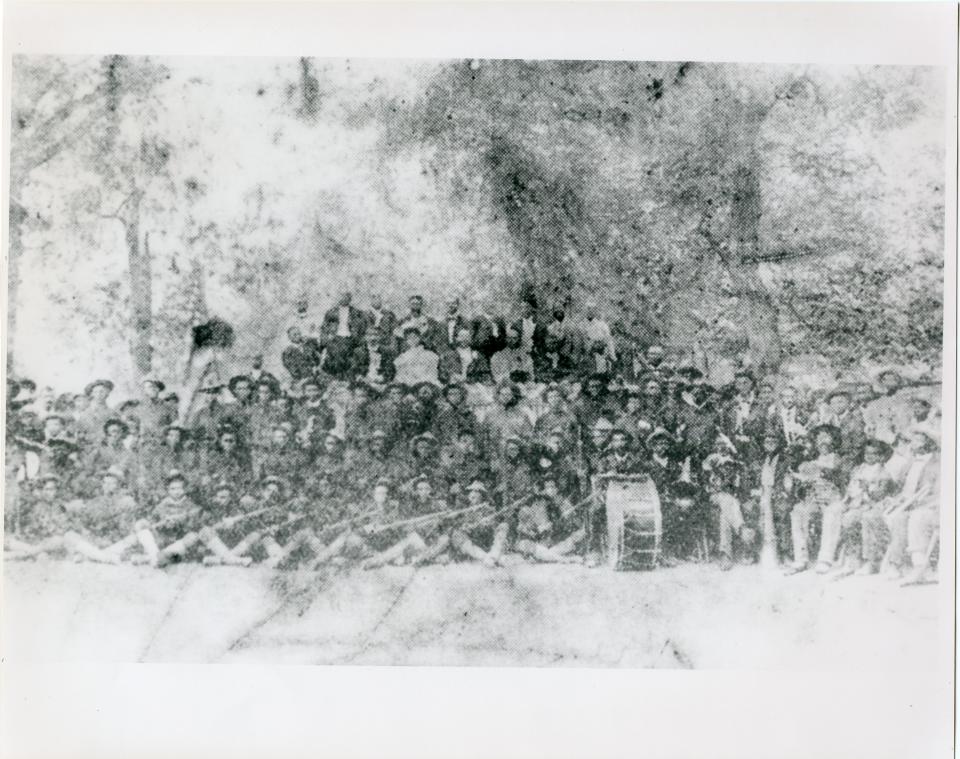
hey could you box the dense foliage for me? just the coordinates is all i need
[8,56,945,391]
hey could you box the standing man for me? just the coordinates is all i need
[472,303,507,360]
[322,291,367,380]
[582,300,617,375]
[366,294,397,347]
[442,298,469,352]
[139,377,173,450]
[395,295,440,352]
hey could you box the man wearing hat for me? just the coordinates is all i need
[816,438,898,577]
[137,470,204,566]
[361,474,448,569]
[494,436,535,510]
[513,478,584,565]
[70,466,141,562]
[75,379,115,444]
[599,428,644,476]
[195,481,255,567]
[431,382,478,444]
[534,383,578,445]
[438,428,491,498]
[482,383,534,455]
[256,424,306,489]
[201,425,253,498]
[862,424,941,581]
[449,480,510,567]
[139,377,173,449]
[82,418,133,495]
[438,327,491,385]
[490,325,535,385]
[813,387,866,472]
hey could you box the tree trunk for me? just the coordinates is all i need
[727,149,783,371]
[126,193,152,377]
[7,200,28,375]
[298,57,320,120]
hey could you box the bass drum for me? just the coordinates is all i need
[604,475,662,571]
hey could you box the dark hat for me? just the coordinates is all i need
[733,369,756,384]
[412,431,437,445]
[212,479,234,494]
[254,376,281,397]
[164,469,188,487]
[412,474,432,487]
[164,424,188,438]
[142,377,166,392]
[825,387,852,402]
[261,474,286,488]
[646,427,672,446]
[18,378,37,392]
[160,390,180,402]
[37,473,60,486]
[809,424,842,449]
[84,379,114,396]
[103,417,130,436]
[374,477,392,489]
[117,399,140,413]
[862,438,894,462]
[228,375,253,396]
[385,382,407,395]
[443,382,467,398]
[46,437,80,452]
[414,381,439,395]
[301,376,323,390]
[100,465,125,481]
[42,413,66,425]
[676,366,704,382]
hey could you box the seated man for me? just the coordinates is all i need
[70,466,152,564]
[4,474,113,563]
[439,328,492,385]
[393,328,440,387]
[708,459,756,571]
[512,480,583,565]
[135,470,204,567]
[361,475,449,568]
[862,424,940,581]
[662,480,708,562]
[816,438,897,576]
[449,481,510,567]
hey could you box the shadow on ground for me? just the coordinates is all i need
[2,560,939,669]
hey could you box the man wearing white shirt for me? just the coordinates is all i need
[393,328,440,387]
[582,300,616,373]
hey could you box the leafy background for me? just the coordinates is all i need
[8,57,946,395]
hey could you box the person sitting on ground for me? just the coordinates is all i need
[71,466,149,564]
[4,474,110,563]
[136,470,204,567]
[361,475,449,569]
[449,481,510,567]
[512,482,583,565]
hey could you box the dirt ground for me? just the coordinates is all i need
[1,558,942,669]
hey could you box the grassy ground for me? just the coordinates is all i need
[1,558,941,668]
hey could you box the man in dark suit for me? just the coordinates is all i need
[441,298,470,351]
[366,294,397,347]
[352,331,397,389]
[511,298,547,361]
[439,327,492,384]
[472,304,507,360]
[322,292,368,379]
[395,294,442,353]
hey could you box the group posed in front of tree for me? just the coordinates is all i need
[3,291,943,585]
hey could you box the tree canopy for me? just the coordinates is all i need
[8,56,946,393]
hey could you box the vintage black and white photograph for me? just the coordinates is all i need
[2,51,950,671]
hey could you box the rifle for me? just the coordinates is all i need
[460,492,534,531]
[364,501,488,534]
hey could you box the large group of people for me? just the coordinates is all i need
[3,291,943,585]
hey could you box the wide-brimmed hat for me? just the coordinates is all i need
[164,469,188,487]
[808,424,842,450]
[646,427,673,446]
[37,473,60,486]
[100,465,125,481]
[102,417,130,436]
[824,387,852,403]
[84,379,114,396]
[142,377,166,392]
[465,481,487,493]
[260,474,287,489]
[861,438,894,462]
[227,375,253,396]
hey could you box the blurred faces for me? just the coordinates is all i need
[167,480,186,500]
